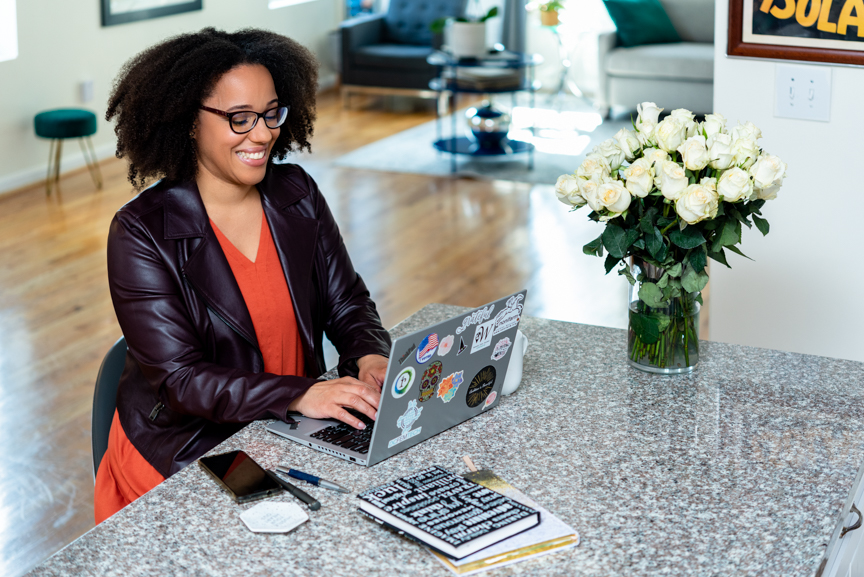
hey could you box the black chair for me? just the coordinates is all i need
[340,0,468,106]
[91,336,127,479]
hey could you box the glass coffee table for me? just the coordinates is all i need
[427,51,543,173]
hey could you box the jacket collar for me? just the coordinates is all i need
[165,167,316,363]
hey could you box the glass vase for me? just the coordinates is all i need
[627,259,700,374]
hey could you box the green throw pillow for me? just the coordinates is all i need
[603,0,681,48]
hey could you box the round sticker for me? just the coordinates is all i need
[392,366,416,398]
[416,333,439,364]
[419,361,443,403]
[466,365,496,408]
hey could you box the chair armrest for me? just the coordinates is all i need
[595,30,619,111]
[340,13,385,74]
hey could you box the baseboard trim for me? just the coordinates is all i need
[0,141,117,197]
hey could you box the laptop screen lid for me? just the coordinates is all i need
[364,290,527,467]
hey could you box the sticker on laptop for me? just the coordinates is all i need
[398,342,416,366]
[388,400,423,448]
[457,336,467,356]
[470,320,495,354]
[419,361,443,403]
[483,391,497,410]
[492,294,524,335]
[436,371,464,403]
[491,337,512,361]
[391,367,416,399]
[466,365,496,408]
[437,334,455,357]
[455,305,495,335]
[416,334,439,364]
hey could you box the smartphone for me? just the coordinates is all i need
[198,450,282,503]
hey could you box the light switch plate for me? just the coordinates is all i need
[774,63,831,122]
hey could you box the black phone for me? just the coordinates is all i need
[198,450,282,503]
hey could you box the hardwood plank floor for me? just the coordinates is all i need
[0,90,706,576]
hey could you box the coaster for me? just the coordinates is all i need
[240,501,309,534]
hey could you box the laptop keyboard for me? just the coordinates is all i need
[309,413,375,454]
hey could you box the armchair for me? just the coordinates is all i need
[595,0,715,117]
[340,0,468,106]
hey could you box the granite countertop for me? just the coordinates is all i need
[28,305,864,576]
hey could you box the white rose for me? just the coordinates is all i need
[732,138,760,169]
[716,167,753,202]
[707,132,735,170]
[642,147,669,167]
[676,183,719,224]
[700,176,717,192]
[732,121,763,142]
[671,109,698,137]
[581,178,603,212]
[678,135,711,171]
[749,154,787,189]
[597,181,632,213]
[702,113,727,138]
[555,174,586,206]
[655,160,689,201]
[755,177,783,200]
[593,139,626,171]
[576,153,611,180]
[636,102,663,128]
[613,128,641,162]
[623,158,654,198]
[655,117,687,154]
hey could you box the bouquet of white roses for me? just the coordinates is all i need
[555,102,786,371]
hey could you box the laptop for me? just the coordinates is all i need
[267,290,527,467]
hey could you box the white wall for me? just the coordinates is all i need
[711,0,864,362]
[0,0,341,193]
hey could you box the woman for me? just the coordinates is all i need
[94,28,391,522]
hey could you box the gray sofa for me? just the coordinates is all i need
[595,0,715,117]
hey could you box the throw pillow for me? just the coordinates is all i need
[603,0,681,47]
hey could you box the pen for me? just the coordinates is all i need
[265,470,321,511]
[276,465,351,493]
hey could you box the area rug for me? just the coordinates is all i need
[333,97,630,185]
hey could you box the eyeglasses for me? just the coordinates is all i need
[199,104,289,134]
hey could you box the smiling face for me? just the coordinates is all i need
[195,64,280,191]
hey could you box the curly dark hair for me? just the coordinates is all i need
[106,27,318,188]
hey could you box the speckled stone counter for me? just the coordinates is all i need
[27,305,864,576]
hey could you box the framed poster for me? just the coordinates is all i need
[101,0,203,27]
[728,0,864,65]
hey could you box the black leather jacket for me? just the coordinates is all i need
[107,163,391,478]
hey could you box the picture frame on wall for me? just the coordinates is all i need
[728,0,864,65]
[101,0,203,27]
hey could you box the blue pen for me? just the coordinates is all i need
[276,465,351,493]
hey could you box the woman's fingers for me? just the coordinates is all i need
[357,354,389,389]
[289,377,380,429]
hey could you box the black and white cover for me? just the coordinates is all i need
[357,466,540,559]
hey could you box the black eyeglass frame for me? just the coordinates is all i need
[199,104,290,134]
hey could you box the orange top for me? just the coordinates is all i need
[95,211,304,523]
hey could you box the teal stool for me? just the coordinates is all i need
[34,108,103,195]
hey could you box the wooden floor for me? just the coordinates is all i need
[0,89,706,576]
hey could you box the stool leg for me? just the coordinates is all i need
[45,139,57,195]
[79,137,103,190]
[52,139,63,193]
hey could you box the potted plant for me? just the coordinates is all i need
[430,4,499,59]
[539,1,565,26]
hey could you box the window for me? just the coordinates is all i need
[268,0,316,8]
[0,0,18,63]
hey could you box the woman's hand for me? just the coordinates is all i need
[287,377,380,429]
[357,354,389,389]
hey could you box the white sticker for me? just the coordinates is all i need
[391,366,415,398]
[455,305,495,335]
[492,294,524,335]
[471,320,495,354]
[388,400,423,448]
[240,502,308,533]
[437,334,455,357]
[491,337,512,361]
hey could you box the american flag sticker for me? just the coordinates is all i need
[415,333,439,364]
